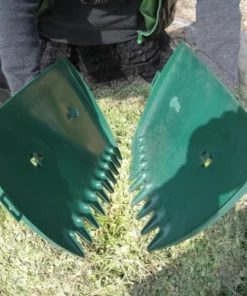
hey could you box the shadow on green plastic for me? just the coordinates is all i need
[133,108,247,252]
[131,42,247,252]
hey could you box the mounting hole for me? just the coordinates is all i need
[201,151,207,159]
[200,151,212,168]
[67,107,80,121]
[30,152,43,168]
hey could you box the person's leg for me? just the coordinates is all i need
[196,0,241,90]
[0,38,78,104]
[0,38,75,104]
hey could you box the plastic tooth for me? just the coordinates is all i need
[91,181,111,203]
[71,216,93,244]
[136,199,154,220]
[137,140,146,149]
[138,137,145,145]
[102,153,112,163]
[131,187,148,205]
[101,178,114,193]
[141,214,160,235]
[131,151,140,159]
[75,227,93,244]
[105,170,117,184]
[99,161,119,175]
[130,161,148,176]
[140,161,148,169]
[97,188,111,204]
[85,189,98,203]
[99,161,110,171]
[133,135,143,144]
[104,153,121,169]
[99,161,118,179]
[147,234,161,252]
[108,162,119,176]
[84,213,100,229]
[139,154,146,162]
[105,146,122,162]
[95,169,116,188]
[131,142,136,152]
[129,159,136,170]
[113,146,122,160]
[110,153,121,168]
[130,152,137,159]
[147,225,171,252]
[90,199,105,216]
[105,147,115,155]
[130,160,140,174]
[130,153,138,162]
[138,145,146,153]
[69,231,85,257]
[131,154,139,162]
[132,136,140,144]
[95,169,106,181]
[101,154,119,175]
[132,153,146,167]
[129,177,144,192]
[129,169,141,181]
[131,143,142,155]
[92,180,103,191]
[129,163,135,174]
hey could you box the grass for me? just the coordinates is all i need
[1,78,247,296]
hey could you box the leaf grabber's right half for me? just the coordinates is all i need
[130,42,247,251]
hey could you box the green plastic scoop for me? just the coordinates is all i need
[130,43,247,251]
[0,59,121,257]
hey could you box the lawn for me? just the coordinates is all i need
[0,79,247,296]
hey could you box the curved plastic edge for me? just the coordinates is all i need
[148,180,247,252]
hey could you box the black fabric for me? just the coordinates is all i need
[40,33,172,85]
[38,0,145,45]
[79,0,121,4]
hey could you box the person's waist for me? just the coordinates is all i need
[38,24,139,45]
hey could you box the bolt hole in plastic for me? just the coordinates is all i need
[200,151,212,168]
[67,107,80,121]
[30,152,43,168]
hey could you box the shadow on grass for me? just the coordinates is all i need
[128,209,247,296]
[128,108,247,296]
